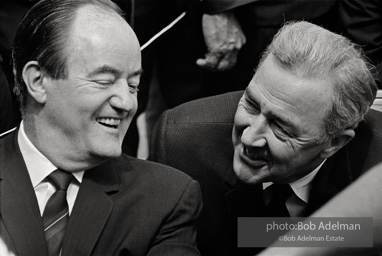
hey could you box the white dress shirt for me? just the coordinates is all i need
[263,160,326,217]
[0,237,16,256]
[18,121,84,216]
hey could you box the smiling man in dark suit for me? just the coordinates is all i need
[0,0,202,255]
[150,21,382,255]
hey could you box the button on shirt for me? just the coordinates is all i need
[263,160,326,217]
[18,121,84,216]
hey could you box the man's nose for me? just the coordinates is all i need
[109,81,135,112]
[241,115,267,147]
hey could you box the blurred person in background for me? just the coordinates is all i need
[339,0,382,88]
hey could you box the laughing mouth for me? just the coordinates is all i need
[96,118,121,129]
[243,146,269,163]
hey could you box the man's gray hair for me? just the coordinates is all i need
[259,21,378,140]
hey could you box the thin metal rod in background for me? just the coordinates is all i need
[140,12,186,51]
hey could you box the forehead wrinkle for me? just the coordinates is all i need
[256,66,298,110]
[253,73,301,129]
[67,6,140,79]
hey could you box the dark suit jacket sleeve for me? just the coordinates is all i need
[149,110,169,163]
[339,0,382,87]
[201,0,258,14]
[0,60,20,133]
[147,179,202,256]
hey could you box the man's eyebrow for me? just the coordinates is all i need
[273,115,295,129]
[244,87,297,130]
[244,87,257,104]
[88,66,143,78]
[128,68,143,79]
[89,65,120,76]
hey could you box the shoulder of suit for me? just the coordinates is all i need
[363,109,382,137]
[164,91,243,125]
[115,154,195,182]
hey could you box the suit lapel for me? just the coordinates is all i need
[308,147,353,215]
[62,160,119,256]
[224,169,265,217]
[0,130,48,256]
[224,171,265,256]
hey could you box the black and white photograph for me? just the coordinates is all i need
[1,0,381,255]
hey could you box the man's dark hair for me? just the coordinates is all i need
[12,0,124,114]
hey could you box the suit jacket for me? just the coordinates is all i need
[0,129,202,256]
[149,91,382,256]
[0,62,20,134]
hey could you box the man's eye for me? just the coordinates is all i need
[243,99,260,114]
[273,122,291,138]
[95,80,113,86]
[129,85,139,94]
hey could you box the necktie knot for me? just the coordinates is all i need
[48,170,72,191]
[270,184,293,202]
[266,184,294,217]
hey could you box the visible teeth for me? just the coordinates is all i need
[97,118,121,126]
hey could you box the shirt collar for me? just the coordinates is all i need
[263,160,326,203]
[18,121,84,187]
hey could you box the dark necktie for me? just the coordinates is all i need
[266,184,293,217]
[43,170,73,256]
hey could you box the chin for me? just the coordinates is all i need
[105,148,123,158]
[234,159,267,185]
[234,161,253,184]
[91,145,122,160]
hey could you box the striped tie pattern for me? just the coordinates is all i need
[43,170,73,256]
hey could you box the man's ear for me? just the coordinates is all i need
[22,61,47,104]
[320,129,355,159]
